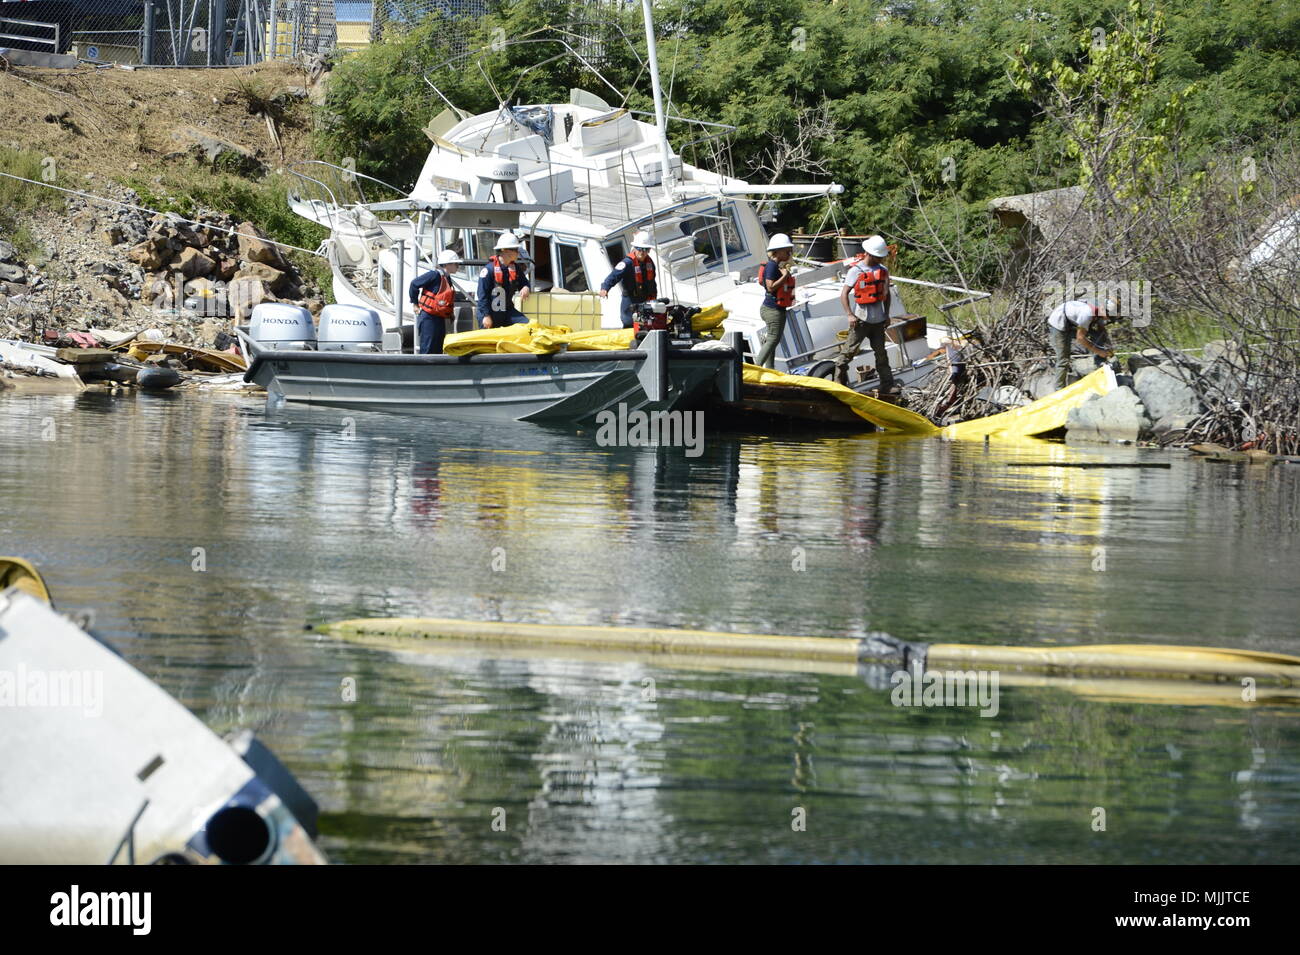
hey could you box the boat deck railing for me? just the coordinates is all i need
[286,161,410,230]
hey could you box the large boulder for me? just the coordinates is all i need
[1133,364,1203,422]
[1200,339,1249,401]
[235,261,289,293]
[1151,414,1197,441]
[1201,339,1241,366]
[235,222,288,269]
[0,239,16,262]
[1066,386,1151,443]
[127,235,172,271]
[177,247,215,279]
[1025,370,1058,400]
[1127,348,1167,374]
[0,262,24,283]
[171,127,265,176]
[227,276,269,317]
[1071,356,1100,377]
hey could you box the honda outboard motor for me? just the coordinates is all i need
[247,303,316,351]
[316,304,382,352]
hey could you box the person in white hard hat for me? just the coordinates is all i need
[407,249,463,354]
[599,230,657,328]
[476,232,532,328]
[754,232,796,368]
[1046,297,1113,390]
[835,235,896,392]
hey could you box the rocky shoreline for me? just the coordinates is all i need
[1,180,323,368]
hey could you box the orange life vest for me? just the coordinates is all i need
[417,271,455,319]
[490,255,522,286]
[853,263,888,306]
[631,258,655,297]
[759,263,795,308]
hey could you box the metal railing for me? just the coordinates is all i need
[0,17,59,53]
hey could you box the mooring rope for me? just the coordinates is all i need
[0,170,325,258]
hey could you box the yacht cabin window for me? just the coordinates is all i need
[555,242,589,292]
[680,203,746,267]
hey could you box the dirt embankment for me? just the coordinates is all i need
[0,61,330,349]
[0,60,318,182]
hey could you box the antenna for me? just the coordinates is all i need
[639,0,676,198]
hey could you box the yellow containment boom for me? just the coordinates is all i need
[0,557,52,605]
[437,315,1111,440]
[927,642,1300,684]
[318,618,1300,703]
[442,305,730,357]
[941,366,1115,441]
[740,365,939,435]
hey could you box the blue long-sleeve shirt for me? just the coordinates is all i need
[600,254,657,302]
[476,257,530,321]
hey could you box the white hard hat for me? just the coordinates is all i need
[437,249,462,265]
[631,230,653,249]
[767,232,794,252]
[494,232,522,250]
[862,235,889,258]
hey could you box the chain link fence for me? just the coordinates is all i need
[0,0,624,66]
[0,0,339,65]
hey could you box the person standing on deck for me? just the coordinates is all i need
[407,249,462,354]
[1047,298,1113,390]
[477,232,532,328]
[599,231,657,328]
[754,233,796,369]
[835,235,895,392]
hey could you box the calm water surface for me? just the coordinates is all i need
[3,388,1298,863]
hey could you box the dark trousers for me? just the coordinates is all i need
[481,310,528,329]
[1049,326,1074,390]
[835,319,894,389]
[620,298,642,328]
[755,305,787,368]
[417,312,447,354]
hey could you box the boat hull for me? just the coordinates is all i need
[243,343,739,426]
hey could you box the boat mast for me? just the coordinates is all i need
[640,0,675,198]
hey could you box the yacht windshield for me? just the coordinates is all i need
[678,204,746,267]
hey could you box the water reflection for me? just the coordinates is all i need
[2,389,1299,863]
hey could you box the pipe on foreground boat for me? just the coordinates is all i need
[316,617,1300,708]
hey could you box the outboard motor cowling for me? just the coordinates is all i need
[249,303,315,350]
[317,304,382,352]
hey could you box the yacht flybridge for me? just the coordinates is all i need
[286,1,984,389]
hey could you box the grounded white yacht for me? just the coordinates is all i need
[287,4,980,389]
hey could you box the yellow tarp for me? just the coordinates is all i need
[741,364,940,435]
[940,366,1116,441]
[442,304,730,357]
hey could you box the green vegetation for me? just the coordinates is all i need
[314,0,1300,283]
[0,147,66,259]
